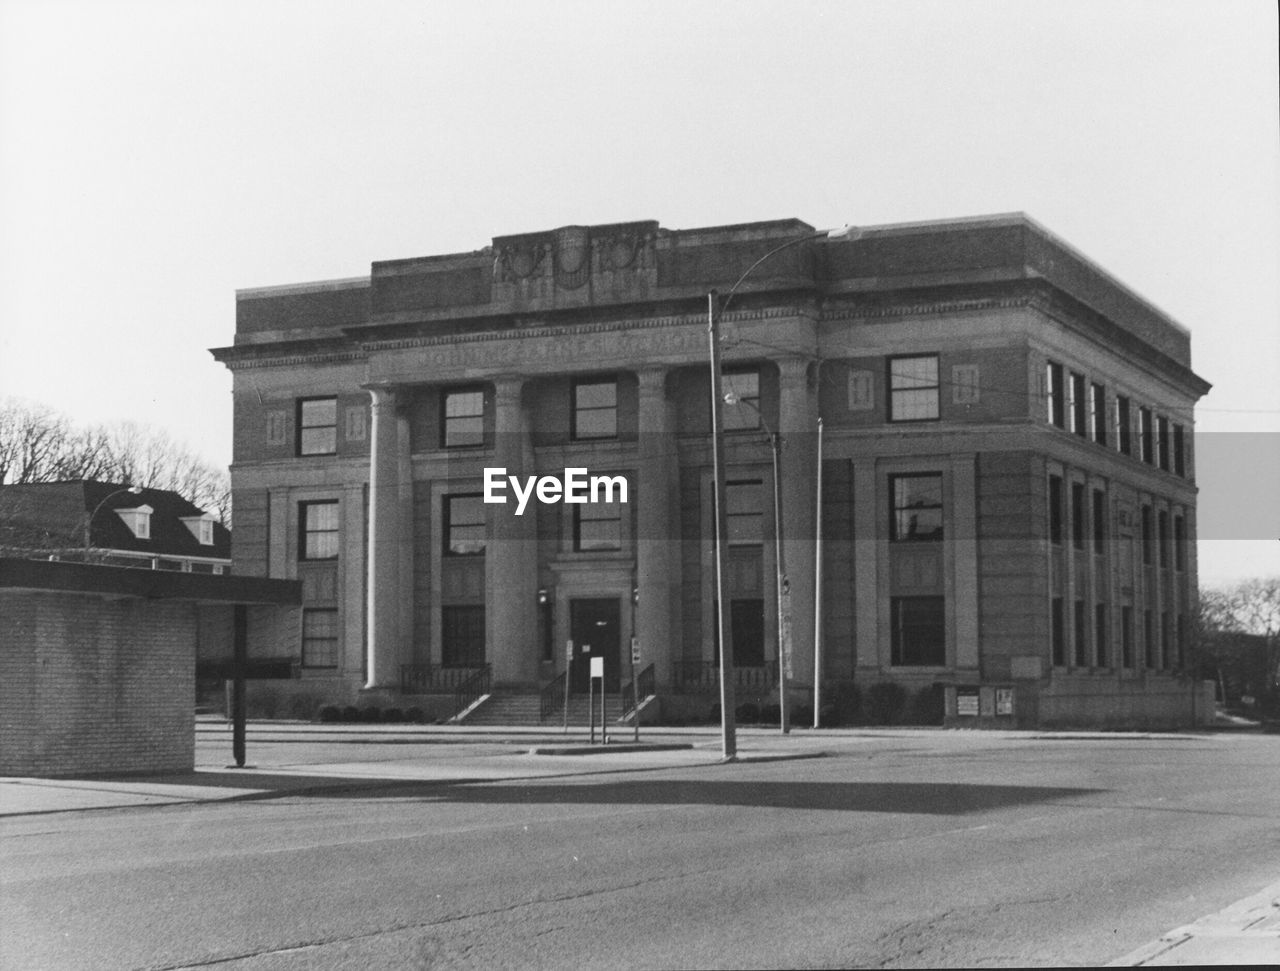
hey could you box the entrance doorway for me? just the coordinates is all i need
[569,598,621,693]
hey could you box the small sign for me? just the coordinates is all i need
[590,656,604,678]
[565,640,574,662]
[631,637,640,664]
[956,689,979,717]
[996,688,1014,716]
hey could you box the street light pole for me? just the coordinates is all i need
[708,224,854,748]
[83,485,142,560]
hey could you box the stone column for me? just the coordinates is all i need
[636,367,674,687]
[365,386,402,689]
[777,356,817,689]
[487,376,538,685]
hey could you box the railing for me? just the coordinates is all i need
[452,664,492,720]
[401,664,491,694]
[620,663,656,716]
[671,659,777,693]
[540,671,566,723]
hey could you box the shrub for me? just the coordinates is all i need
[759,704,781,724]
[289,695,316,721]
[824,682,862,727]
[708,703,721,724]
[341,706,361,723]
[908,683,946,725]
[360,706,382,723]
[791,704,814,727]
[865,682,907,725]
[736,703,760,723]
[382,708,404,723]
[319,705,342,723]
[405,706,427,724]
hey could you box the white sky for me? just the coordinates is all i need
[1,0,1277,584]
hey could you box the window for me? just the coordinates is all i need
[1074,599,1087,667]
[1143,608,1155,668]
[723,368,760,432]
[1048,475,1064,545]
[1160,611,1171,669]
[444,494,485,555]
[1139,407,1154,464]
[725,479,764,545]
[442,388,484,448]
[298,398,337,456]
[1116,395,1132,456]
[1177,613,1188,668]
[1141,505,1153,565]
[1071,482,1085,551]
[442,605,486,667]
[300,501,339,560]
[951,364,980,404]
[732,599,765,667]
[1051,597,1066,667]
[891,473,943,542]
[1069,372,1087,437]
[891,596,945,666]
[117,505,153,540]
[1095,603,1108,667]
[1174,515,1186,571]
[1091,383,1107,444]
[1157,416,1170,471]
[1121,606,1134,669]
[1092,488,1106,555]
[1047,362,1065,428]
[574,499,622,551]
[199,520,214,545]
[1158,510,1170,568]
[572,377,618,440]
[888,355,940,421]
[301,608,339,668]
[1173,424,1186,476]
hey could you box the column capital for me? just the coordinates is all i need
[364,384,398,409]
[493,374,525,407]
[774,356,812,384]
[637,366,668,396]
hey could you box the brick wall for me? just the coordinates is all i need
[0,591,196,776]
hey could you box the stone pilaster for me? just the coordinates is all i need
[636,367,675,687]
[777,356,817,688]
[487,376,538,684]
[365,386,403,689]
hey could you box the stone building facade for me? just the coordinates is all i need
[211,214,1211,727]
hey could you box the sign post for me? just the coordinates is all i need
[589,655,604,744]
[630,636,641,742]
[563,640,573,733]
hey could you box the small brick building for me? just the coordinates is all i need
[0,559,298,777]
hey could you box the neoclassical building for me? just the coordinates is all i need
[212,214,1211,727]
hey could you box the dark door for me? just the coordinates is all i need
[569,598,621,693]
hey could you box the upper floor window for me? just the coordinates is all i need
[1048,475,1064,545]
[572,377,618,440]
[723,368,760,432]
[1091,383,1107,445]
[1174,515,1186,571]
[1116,395,1132,456]
[1071,481,1085,550]
[574,499,623,551]
[1092,488,1106,555]
[888,355,939,421]
[298,398,337,456]
[1046,362,1065,428]
[299,501,339,560]
[117,505,153,540]
[1069,372,1087,437]
[442,388,484,448]
[1173,424,1186,477]
[1157,416,1170,471]
[444,494,486,555]
[1141,505,1154,565]
[725,479,764,545]
[1139,407,1154,464]
[890,473,943,542]
[891,596,946,666]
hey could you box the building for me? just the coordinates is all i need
[0,480,230,573]
[211,213,1212,728]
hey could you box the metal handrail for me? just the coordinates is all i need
[620,663,656,716]
[672,659,777,693]
[401,664,492,693]
[453,664,492,720]
[540,671,566,723]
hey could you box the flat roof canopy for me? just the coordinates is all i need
[0,558,300,606]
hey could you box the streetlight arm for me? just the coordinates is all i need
[84,486,142,553]
[717,226,855,320]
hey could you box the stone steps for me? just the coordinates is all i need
[461,691,635,727]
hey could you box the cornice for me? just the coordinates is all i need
[821,293,1035,321]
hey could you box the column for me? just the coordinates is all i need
[852,462,880,679]
[365,386,402,689]
[950,453,979,674]
[777,356,817,688]
[636,367,675,687]
[487,376,538,684]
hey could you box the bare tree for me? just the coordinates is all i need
[0,397,231,524]
[1198,576,1280,712]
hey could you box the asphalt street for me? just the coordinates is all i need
[3,725,1279,969]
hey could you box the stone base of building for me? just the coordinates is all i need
[945,678,1216,731]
